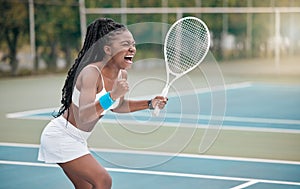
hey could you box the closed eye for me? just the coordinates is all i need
[121,41,135,47]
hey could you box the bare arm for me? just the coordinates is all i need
[110,70,167,113]
[77,67,104,124]
[112,96,167,113]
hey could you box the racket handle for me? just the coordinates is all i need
[153,86,169,116]
[153,105,161,116]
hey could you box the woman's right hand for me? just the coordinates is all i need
[110,70,129,100]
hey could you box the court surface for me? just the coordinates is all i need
[1,82,300,189]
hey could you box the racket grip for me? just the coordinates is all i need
[152,86,169,117]
[153,105,161,116]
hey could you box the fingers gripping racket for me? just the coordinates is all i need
[153,17,210,116]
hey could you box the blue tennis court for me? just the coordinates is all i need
[1,82,300,189]
[7,82,300,132]
[1,143,300,189]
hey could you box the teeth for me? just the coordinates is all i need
[124,55,134,63]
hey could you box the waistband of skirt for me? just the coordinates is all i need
[53,116,92,140]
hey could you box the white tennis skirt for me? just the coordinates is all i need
[38,116,92,163]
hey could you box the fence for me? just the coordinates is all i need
[79,0,300,67]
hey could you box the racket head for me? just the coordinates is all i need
[164,17,210,77]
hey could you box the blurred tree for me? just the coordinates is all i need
[0,0,28,75]
[35,0,80,71]
[57,1,81,69]
[1,0,299,75]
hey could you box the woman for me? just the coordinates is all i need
[38,18,167,189]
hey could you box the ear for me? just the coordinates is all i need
[103,45,112,56]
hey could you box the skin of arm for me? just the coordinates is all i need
[110,70,167,113]
[75,66,167,124]
[77,67,106,123]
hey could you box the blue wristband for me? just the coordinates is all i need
[99,92,115,110]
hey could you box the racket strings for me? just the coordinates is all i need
[166,19,209,74]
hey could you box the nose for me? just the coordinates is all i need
[129,46,136,53]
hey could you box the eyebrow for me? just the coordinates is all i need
[120,40,135,44]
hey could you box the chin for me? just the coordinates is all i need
[125,64,132,69]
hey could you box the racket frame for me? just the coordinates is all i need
[154,16,210,116]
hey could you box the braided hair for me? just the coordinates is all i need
[55,18,126,118]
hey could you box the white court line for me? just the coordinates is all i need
[100,117,300,134]
[5,81,250,119]
[1,160,300,187]
[6,80,295,126]
[107,112,300,125]
[5,81,300,134]
[230,180,259,189]
[91,148,300,165]
[6,109,300,134]
[1,142,300,165]
[5,110,300,134]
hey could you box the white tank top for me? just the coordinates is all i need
[71,65,120,115]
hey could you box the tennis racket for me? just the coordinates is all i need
[153,16,210,116]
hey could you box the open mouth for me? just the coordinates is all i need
[124,55,134,63]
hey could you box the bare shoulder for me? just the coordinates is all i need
[78,65,102,89]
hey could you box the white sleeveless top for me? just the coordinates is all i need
[72,65,120,115]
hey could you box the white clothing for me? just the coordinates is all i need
[39,65,122,163]
[38,116,92,163]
